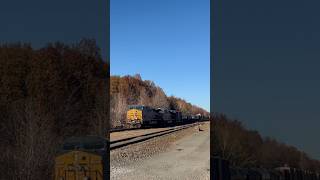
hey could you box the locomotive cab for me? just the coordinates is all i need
[126,105,162,127]
[54,136,109,180]
[126,105,144,128]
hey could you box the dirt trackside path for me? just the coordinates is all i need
[111,122,210,180]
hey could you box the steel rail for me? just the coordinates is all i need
[110,123,199,150]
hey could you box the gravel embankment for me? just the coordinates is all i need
[111,122,210,180]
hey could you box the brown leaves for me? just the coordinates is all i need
[110,75,209,128]
[0,39,108,180]
[212,114,320,171]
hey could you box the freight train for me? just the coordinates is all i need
[228,167,320,180]
[54,136,109,180]
[126,105,208,128]
[54,105,209,180]
[214,157,320,180]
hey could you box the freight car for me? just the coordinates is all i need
[228,166,320,180]
[126,105,204,128]
[170,110,183,125]
[126,105,162,128]
[158,108,175,125]
[54,136,109,180]
[214,156,320,180]
[275,166,320,180]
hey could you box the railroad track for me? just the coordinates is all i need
[110,123,200,150]
[110,124,188,133]
[110,127,140,133]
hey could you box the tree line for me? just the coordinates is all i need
[0,39,108,180]
[0,39,209,179]
[212,113,320,172]
[110,74,209,128]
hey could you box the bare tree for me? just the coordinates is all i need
[110,93,127,128]
[90,80,109,137]
[151,87,169,109]
[138,88,149,106]
[1,98,58,180]
[0,40,108,180]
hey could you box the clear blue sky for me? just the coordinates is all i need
[213,0,320,159]
[111,0,210,111]
[0,0,107,58]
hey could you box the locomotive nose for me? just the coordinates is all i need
[134,110,138,119]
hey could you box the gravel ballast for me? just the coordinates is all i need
[110,122,210,180]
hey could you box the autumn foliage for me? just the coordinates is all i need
[212,113,320,172]
[110,74,209,128]
[0,39,108,180]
